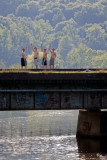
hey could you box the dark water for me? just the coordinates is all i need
[0,111,107,160]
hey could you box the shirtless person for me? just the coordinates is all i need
[41,44,47,69]
[21,47,27,69]
[49,45,56,69]
[31,43,39,69]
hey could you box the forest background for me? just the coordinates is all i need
[0,0,107,69]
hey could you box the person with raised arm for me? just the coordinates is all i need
[41,43,47,69]
[49,45,56,69]
[31,43,39,69]
[21,46,27,69]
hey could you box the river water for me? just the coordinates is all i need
[0,110,107,160]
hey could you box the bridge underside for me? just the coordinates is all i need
[0,90,107,110]
[0,69,107,110]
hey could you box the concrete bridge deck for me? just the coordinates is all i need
[0,69,107,110]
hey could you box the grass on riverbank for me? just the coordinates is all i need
[0,69,107,74]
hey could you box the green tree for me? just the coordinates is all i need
[92,51,107,68]
[66,44,93,68]
[9,63,20,69]
[57,35,73,62]
[32,19,55,48]
[54,52,64,68]
[86,24,107,50]
[0,60,6,69]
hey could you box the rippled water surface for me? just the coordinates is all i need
[0,110,107,160]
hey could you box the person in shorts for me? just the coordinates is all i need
[31,43,39,69]
[49,45,56,69]
[41,43,47,69]
[21,47,27,69]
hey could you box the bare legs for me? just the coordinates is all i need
[42,65,47,69]
[36,65,38,69]
[50,65,54,69]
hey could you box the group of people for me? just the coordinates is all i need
[21,43,56,69]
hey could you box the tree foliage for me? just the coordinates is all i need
[0,0,107,68]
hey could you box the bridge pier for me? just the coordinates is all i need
[76,110,107,139]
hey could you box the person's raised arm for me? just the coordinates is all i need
[31,43,34,51]
[25,46,27,51]
[49,45,52,53]
[41,43,44,52]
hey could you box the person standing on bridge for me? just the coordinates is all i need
[41,43,47,69]
[31,43,39,69]
[21,47,27,69]
[49,45,56,69]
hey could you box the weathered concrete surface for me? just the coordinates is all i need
[0,69,107,81]
[0,69,107,110]
[76,110,107,138]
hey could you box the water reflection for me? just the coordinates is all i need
[0,110,78,137]
[0,135,78,160]
[0,110,107,160]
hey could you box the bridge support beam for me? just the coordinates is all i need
[76,110,107,139]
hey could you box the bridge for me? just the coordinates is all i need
[0,69,107,138]
[0,69,107,110]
